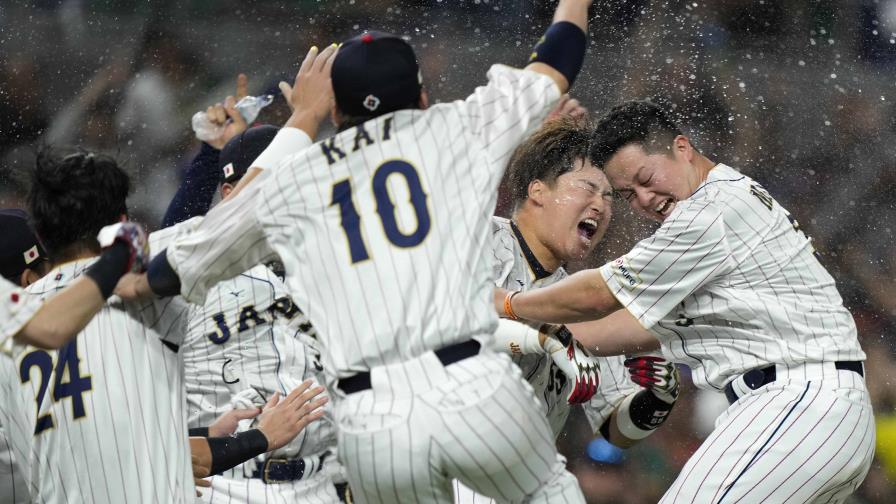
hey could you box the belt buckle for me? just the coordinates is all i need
[262,458,291,484]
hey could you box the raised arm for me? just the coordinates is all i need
[496,268,621,324]
[524,0,592,93]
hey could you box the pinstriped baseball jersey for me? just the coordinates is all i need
[0,280,40,348]
[166,65,561,379]
[22,259,193,503]
[600,164,865,390]
[490,217,637,436]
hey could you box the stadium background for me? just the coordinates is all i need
[1,1,894,501]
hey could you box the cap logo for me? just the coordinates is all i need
[23,245,39,265]
[363,94,381,112]
[223,163,235,178]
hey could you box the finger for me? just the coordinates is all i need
[299,396,329,416]
[278,81,293,102]
[313,44,338,73]
[263,392,281,410]
[283,380,315,405]
[298,45,320,78]
[224,95,247,127]
[235,73,249,99]
[195,477,212,488]
[210,104,226,124]
[321,44,339,76]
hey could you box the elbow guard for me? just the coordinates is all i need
[529,21,588,88]
[146,249,182,297]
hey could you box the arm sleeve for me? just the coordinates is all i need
[460,65,561,171]
[599,201,733,329]
[583,355,639,434]
[166,175,278,305]
[161,143,221,228]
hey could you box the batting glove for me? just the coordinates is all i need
[96,222,150,274]
[624,355,680,404]
[542,325,600,405]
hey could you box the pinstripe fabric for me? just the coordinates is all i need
[20,259,194,503]
[599,165,865,391]
[0,280,41,349]
[659,368,874,503]
[0,355,33,503]
[337,350,583,504]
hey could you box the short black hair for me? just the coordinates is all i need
[589,100,683,168]
[506,117,592,211]
[28,148,130,256]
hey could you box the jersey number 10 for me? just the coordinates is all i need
[330,160,432,263]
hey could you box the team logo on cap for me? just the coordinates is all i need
[363,94,381,112]
[223,163,235,178]
[23,245,39,265]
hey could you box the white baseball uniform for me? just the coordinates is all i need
[601,163,874,503]
[19,259,194,503]
[453,216,640,504]
[0,279,42,503]
[163,65,584,503]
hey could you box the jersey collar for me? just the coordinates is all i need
[509,220,555,281]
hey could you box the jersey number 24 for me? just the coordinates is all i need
[19,342,92,435]
[330,160,431,263]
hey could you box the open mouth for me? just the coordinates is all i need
[577,218,599,242]
[654,198,675,217]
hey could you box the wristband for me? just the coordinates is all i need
[615,389,675,441]
[250,127,312,172]
[207,429,269,475]
[84,243,130,299]
[503,291,520,320]
[529,21,588,88]
[146,250,182,298]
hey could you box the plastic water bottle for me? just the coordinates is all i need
[191,94,275,143]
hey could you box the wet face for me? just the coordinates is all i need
[603,139,698,222]
[535,158,614,262]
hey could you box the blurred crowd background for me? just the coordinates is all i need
[1,1,894,502]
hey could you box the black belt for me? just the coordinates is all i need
[723,361,863,404]
[250,451,328,484]
[338,339,482,395]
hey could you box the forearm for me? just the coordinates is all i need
[603,388,676,448]
[492,318,546,356]
[552,0,591,32]
[509,269,621,324]
[568,309,659,356]
[20,278,104,349]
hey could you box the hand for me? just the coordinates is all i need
[256,379,328,451]
[113,272,153,301]
[624,355,680,404]
[96,222,150,273]
[545,94,587,124]
[542,325,600,404]
[208,407,262,437]
[284,44,339,131]
[205,73,250,149]
[191,453,211,496]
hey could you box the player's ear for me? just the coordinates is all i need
[418,89,429,110]
[673,135,693,162]
[221,183,234,199]
[20,268,42,288]
[331,106,343,128]
[527,179,546,206]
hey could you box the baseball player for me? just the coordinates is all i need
[0,210,148,504]
[498,101,874,503]
[156,124,341,503]
[20,148,195,503]
[455,115,680,504]
[121,1,594,501]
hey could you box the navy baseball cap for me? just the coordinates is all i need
[332,31,422,117]
[219,125,279,184]
[0,209,47,281]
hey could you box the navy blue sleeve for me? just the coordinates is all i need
[161,142,221,229]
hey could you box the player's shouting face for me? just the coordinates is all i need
[537,158,613,261]
[603,137,705,223]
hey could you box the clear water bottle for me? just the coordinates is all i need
[191,94,275,143]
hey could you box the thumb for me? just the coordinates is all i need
[231,407,262,421]
[224,95,247,128]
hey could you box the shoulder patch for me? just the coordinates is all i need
[610,256,642,291]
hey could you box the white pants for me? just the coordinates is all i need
[661,363,875,503]
[196,464,339,504]
[334,349,584,504]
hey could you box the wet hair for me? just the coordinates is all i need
[28,148,130,256]
[589,100,683,168]
[506,116,592,211]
